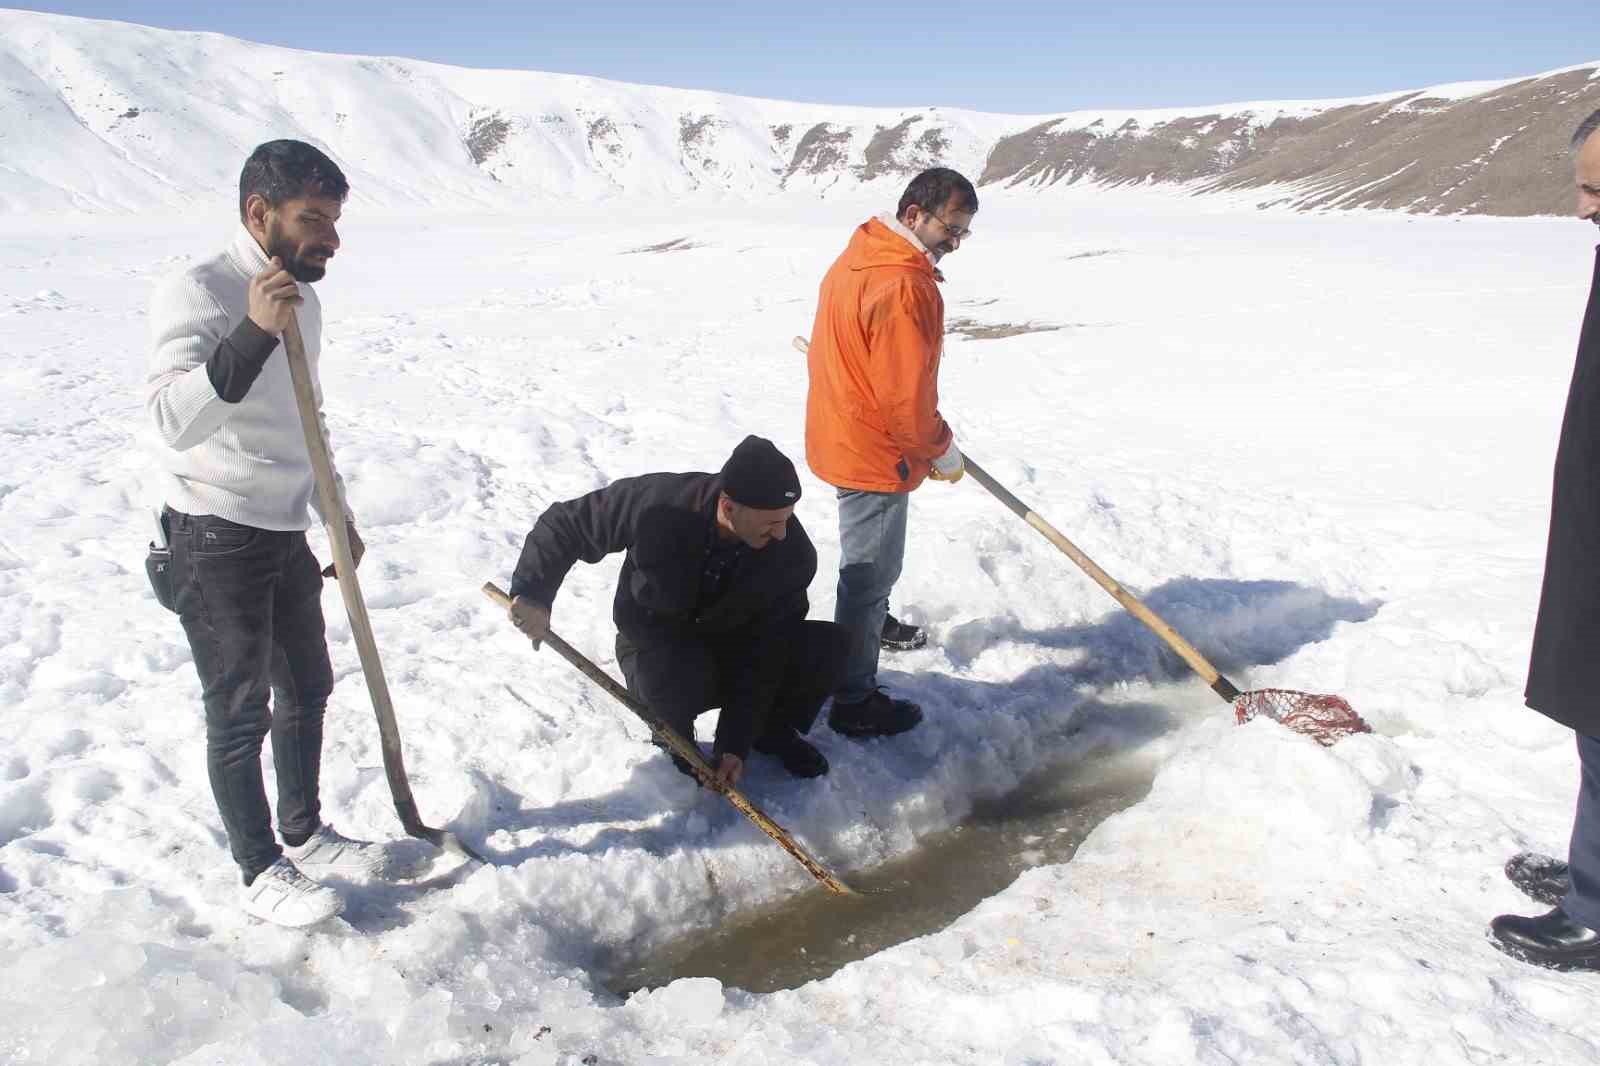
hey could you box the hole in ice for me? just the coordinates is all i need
[607,746,1156,995]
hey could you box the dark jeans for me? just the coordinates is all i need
[1565,732,1600,929]
[617,619,850,761]
[167,509,333,883]
[833,488,910,703]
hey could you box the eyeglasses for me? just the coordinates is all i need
[925,211,973,242]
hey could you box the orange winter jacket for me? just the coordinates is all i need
[805,217,954,493]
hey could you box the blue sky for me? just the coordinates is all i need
[11,1,1592,113]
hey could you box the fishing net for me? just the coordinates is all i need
[1233,689,1370,746]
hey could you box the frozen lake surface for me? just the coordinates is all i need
[3,187,1598,1063]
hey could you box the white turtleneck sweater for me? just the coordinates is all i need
[146,225,350,532]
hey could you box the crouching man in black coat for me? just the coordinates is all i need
[504,436,848,786]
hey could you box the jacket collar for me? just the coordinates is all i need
[875,211,946,283]
[877,211,934,262]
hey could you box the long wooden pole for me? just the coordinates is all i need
[790,334,1240,704]
[282,313,484,862]
[960,459,1242,703]
[481,582,855,895]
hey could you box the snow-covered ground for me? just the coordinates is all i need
[2,183,1598,1064]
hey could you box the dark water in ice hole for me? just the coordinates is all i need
[608,748,1158,995]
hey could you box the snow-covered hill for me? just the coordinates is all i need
[2,8,1596,216]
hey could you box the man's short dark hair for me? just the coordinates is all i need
[1574,108,1600,154]
[238,140,349,219]
[897,167,979,221]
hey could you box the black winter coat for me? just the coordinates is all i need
[1527,247,1600,736]
[510,471,817,745]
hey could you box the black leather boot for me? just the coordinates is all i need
[752,727,829,778]
[1505,852,1571,907]
[1490,907,1600,971]
[880,613,928,651]
[828,689,923,738]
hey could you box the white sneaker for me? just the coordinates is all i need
[283,823,390,876]
[241,857,343,927]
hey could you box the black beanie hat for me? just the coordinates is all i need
[720,435,802,510]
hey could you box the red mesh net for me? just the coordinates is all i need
[1233,689,1370,746]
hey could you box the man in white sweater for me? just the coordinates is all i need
[147,140,385,927]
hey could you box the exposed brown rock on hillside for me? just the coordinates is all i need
[860,118,921,181]
[981,66,1600,216]
[785,123,855,179]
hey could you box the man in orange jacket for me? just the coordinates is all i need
[804,167,978,736]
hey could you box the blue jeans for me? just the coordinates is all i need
[168,509,333,882]
[1564,732,1600,929]
[833,489,909,703]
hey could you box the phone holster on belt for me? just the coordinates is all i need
[145,510,177,613]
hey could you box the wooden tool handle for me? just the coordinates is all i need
[962,458,1240,702]
[283,314,429,828]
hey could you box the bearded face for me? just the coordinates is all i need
[257,195,342,281]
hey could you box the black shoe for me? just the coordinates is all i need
[1490,907,1600,971]
[1506,852,1571,907]
[752,728,829,778]
[827,690,923,738]
[654,737,703,781]
[880,613,928,652]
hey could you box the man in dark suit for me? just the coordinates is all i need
[1492,106,1600,971]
